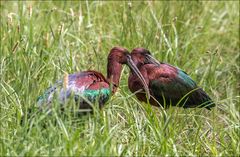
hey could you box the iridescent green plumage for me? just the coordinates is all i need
[82,89,110,101]
[37,71,111,110]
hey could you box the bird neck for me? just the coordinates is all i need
[107,59,122,93]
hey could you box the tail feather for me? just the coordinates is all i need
[189,88,215,110]
[37,81,62,105]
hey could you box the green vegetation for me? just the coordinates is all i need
[1,1,239,156]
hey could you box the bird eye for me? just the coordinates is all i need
[112,83,118,88]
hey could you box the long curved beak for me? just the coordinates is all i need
[126,55,150,100]
[146,54,161,66]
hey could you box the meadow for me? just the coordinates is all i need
[0,1,239,156]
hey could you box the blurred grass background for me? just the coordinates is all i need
[0,1,239,156]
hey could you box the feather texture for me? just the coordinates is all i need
[37,71,110,110]
[129,48,215,110]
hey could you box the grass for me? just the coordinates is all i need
[0,1,239,156]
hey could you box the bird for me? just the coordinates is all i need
[37,47,150,112]
[128,48,215,110]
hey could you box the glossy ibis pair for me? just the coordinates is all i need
[38,47,215,111]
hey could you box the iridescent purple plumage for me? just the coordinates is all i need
[129,48,215,110]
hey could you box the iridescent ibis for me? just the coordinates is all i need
[128,48,215,110]
[37,47,150,111]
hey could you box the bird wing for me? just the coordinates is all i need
[147,63,214,108]
[147,63,197,101]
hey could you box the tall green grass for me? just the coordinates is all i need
[1,1,239,156]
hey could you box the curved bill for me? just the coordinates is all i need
[126,55,150,100]
[146,54,161,66]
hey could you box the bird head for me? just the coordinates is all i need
[131,48,160,66]
[107,47,150,99]
[108,47,130,64]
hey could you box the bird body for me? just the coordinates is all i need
[37,70,111,110]
[129,48,215,110]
